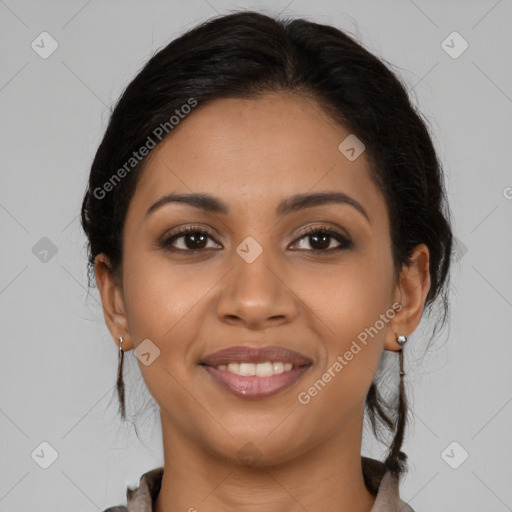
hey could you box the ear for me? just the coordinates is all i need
[94,253,134,351]
[385,243,431,352]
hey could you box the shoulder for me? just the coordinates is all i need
[362,457,416,512]
[101,466,164,512]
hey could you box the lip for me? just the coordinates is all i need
[201,364,312,399]
[199,345,313,367]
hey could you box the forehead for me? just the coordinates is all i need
[128,92,388,226]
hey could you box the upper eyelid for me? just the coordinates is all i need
[164,224,348,239]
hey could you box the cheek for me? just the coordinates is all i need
[122,253,203,340]
[120,253,208,409]
[296,259,390,406]
[295,269,386,421]
[297,257,390,339]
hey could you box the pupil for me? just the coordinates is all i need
[186,233,206,249]
[311,234,329,250]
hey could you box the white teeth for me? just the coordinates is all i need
[273,362,284,374]
[216,361,294,376]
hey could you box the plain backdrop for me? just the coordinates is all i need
[1,1,511,511]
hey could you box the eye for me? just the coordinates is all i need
[159,225,221,252]
[159,224,352,254]
[290,226,352,253]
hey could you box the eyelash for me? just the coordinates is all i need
[159,224,353,254]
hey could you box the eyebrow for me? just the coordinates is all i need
[145,191,370,224]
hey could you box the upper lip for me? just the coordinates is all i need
[200,345,313,367]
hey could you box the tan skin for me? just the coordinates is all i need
[95,92,430,512]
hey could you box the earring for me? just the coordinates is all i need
[116,335,126,420]
[382,335,409,476]
[396,334,408,377]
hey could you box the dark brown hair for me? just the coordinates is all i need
[81,10,454,484]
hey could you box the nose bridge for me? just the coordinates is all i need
[215,234,296,327]
[235,237,276,291]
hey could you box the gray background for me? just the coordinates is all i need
[1,0,511,511]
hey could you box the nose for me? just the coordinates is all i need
[215,244,298,330]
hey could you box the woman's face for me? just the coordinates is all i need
[97,92,427,465]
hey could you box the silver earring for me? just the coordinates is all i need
[397,334,407,377]
[397,334,408,346]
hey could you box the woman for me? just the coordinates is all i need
[81,10,453,512]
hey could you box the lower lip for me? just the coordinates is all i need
[200,364,312,399]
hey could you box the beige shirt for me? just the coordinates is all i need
[103,457,415,512]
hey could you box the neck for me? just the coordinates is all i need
[154,410,376,512]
